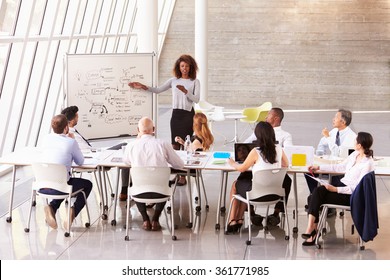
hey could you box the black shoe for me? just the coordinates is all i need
[267,214,280,226]
[301,229,317,240]
[226,220,239,234]
[302,236,317,246]
[251,214,264,226]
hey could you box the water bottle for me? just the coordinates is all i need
[184,135,192,159]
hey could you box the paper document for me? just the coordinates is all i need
[304,174,330,186]
[184,160,201,166]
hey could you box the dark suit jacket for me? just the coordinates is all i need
[350,171,379,242]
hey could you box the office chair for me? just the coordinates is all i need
[124,166,177,241]
[196,100,216,113]
[24,163,91,237]
[225,168,289,245]
[315,171,378,250]
[256,101,272,122]
[239,107,262,139]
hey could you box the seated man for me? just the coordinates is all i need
[305,109,356,216]
[123,117,184,231]
[40,114,93,229]
[62,105,129,201]
[61,106,93,151]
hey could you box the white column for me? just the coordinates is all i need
[195,0,208,101]
[137,0,158,53]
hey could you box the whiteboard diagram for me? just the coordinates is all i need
[65,53,156,140]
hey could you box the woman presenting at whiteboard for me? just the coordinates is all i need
[128,54,200,151]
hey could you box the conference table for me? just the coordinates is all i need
[0,146,106,223]
[0,146,212,229]
[2,146,390,234]
[205,152,390,233]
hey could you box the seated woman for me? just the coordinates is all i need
[175,112,214,152]
[226,121,289,233]
[174,112,214,184]
[302,132,374,246]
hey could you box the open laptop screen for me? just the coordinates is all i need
[234,143,258,163]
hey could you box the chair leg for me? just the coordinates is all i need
[64,195,72,237]
[24,190,36,233]
[81,191,91,228]
[283,198,290,240]
[124,190,131,241]
[246,202,252,245]
[170,195,177,240]
[225,197,235,234]
[315,206,328,248]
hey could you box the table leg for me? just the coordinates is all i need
[110,167,120,226]
[6,165,17,223]
[97,166,107,220]
[215,170,230,230]
[293,173,298,233]
[186,171,193,228]
[224,119,239,144]
[215,170,225,230]
[195,169,202,213]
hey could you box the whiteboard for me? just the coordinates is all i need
[64,53,157,140]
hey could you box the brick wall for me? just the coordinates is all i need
[158,0,390,110]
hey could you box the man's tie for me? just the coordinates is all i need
[335,131,340,146]
[75,129,92,147]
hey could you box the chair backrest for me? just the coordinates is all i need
[241,107,261,123]
[32,162,72,193]
[209,106,225,121]
[248,168,287,201]
[256,102,272,122]
[197,100,215,112]
[129,166,171,197]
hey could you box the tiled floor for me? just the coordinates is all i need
[1,107,390,261]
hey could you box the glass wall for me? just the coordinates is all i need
[0,0,175,157]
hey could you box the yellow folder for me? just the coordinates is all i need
[291,154,307,166]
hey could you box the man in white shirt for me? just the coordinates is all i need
[40,114,93,229]
[305,109,356,216]
[245,107,293,147]
[123,117,184,231]
[315,109,357,157]
[244,107,293,226]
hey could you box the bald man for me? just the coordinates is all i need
[123,117,184,231]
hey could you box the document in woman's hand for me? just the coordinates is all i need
[304,174,330,186]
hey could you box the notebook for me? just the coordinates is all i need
[234,143,258,163]
[107,142,127,150]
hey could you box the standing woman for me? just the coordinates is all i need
[128,54,200,150]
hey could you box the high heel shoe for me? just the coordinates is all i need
[236,219,244,232]
[226,220,238,234]
[302,235,317,246]
[302,232,320,246]
[301,229,317,240]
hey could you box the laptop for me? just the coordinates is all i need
[283,145,315,166]
[234,143,258,163]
